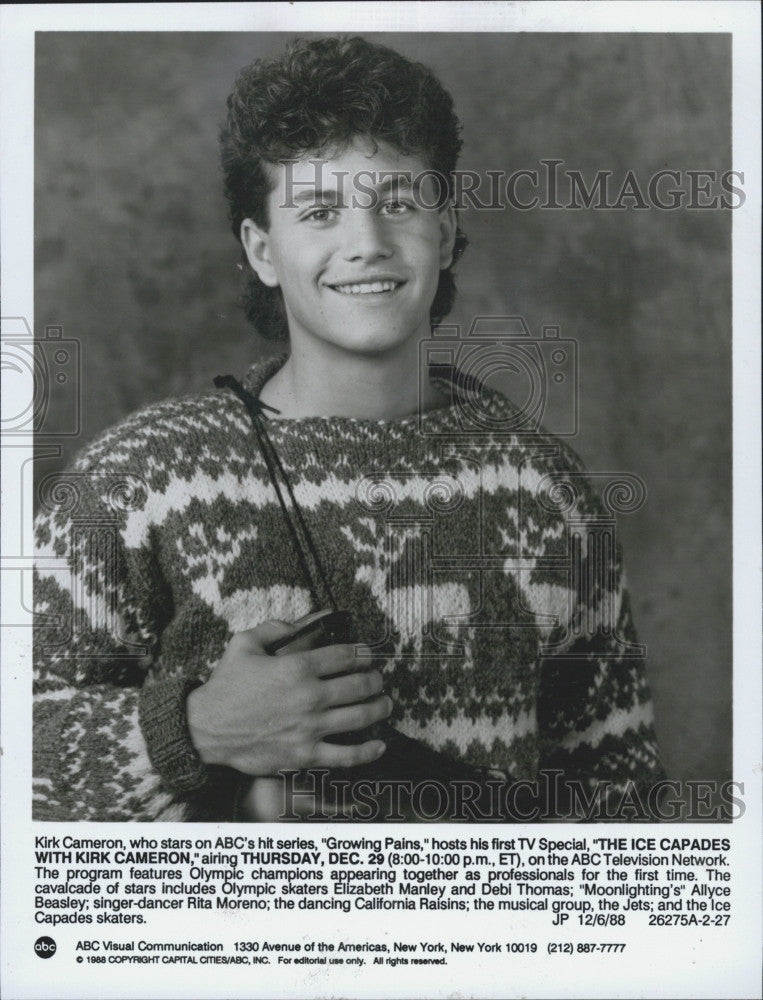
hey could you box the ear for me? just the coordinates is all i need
[240,219,280,287]
[438,202,458,269]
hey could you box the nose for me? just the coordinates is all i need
[341,208,392,263]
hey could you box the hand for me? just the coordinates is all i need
[186,620,391,776]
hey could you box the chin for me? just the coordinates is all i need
[332,328,419,356]
[331,311,431,354]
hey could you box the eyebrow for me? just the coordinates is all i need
[291,188,339,205]
[290,174,417,205]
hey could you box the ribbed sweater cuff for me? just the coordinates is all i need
[138,675,211,793]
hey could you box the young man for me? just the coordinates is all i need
[33,36,663,822]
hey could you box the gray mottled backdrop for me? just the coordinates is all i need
[34,33,732,787]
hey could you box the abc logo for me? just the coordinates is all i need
[34,936,57,959]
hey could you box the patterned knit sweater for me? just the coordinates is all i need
[33,356,663,821]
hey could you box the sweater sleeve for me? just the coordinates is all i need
[33,468,211,821]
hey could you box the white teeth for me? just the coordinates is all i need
[332,280,399,295]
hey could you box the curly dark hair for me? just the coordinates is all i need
[220,35,468,341]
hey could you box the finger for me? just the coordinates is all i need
[305,643,375,678]
[313,738,387,769]
[321,669,384,707]
[320,693,392,737]
[272,628,325,656]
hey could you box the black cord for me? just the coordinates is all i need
[214,374,338,612]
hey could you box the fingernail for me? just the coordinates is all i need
[374,741,386,757]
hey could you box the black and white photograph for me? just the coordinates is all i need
[28,27,733,823]
[1,3,760,999]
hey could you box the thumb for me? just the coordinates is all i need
[240,619,296,655]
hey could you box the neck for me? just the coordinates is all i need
[259,337,445,420]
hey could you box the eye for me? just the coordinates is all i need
[302,206,337,223]
[379,199,411,216]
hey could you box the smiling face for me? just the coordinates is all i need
[240,137,456,360]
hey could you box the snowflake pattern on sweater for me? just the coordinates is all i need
[33,356,663,821]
